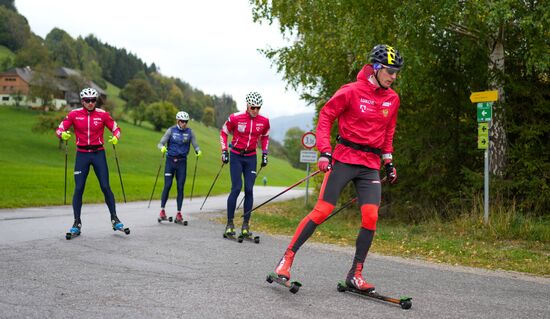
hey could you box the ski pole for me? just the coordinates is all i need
[112,144,127,203]
[324,197,358,222]
[64,140,68,205]
[148,153,165,208]
[236,166,264,210]
[189,154,199,201]
[200,163,225,210]
[243,170,321,218]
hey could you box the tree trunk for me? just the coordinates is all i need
[489,25,507,176]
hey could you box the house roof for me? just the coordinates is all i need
[0,67,33,83]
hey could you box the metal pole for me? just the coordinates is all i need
[189,155,199,201]
[484,147,490,224]
[304,163,310,206]
[64,140,68,205]
[148,153,165,208]
[200,163,225,210]
[112,144,127,203]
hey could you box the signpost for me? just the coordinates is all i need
[300,132,317,206]
[471,90,498,224]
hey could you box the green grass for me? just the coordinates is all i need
[0,107,305,208]
[0,45,15,63]
[247,197,550,277]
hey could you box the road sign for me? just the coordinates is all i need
[477,102,492,122]
[470,90,498,103]
[478,123,489,149]
[301,132,316,149]
[300,150,318,163]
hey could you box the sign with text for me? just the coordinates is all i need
[470,90,498,103]
[301,132,316,149]
[477,102,493,122]
[300,150,318,163]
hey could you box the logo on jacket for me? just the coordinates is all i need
[382,109,389,117]
[382,101,392,107]
[237,122,247,133]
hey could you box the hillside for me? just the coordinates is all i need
[0,107,306,208]
[269,112,315,142]
[0,45,15,62]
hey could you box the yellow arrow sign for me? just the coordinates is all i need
[470,90,498,103]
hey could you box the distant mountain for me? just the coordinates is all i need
[269,112,316,143]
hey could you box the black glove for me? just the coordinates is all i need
[261,153,268,167]
[384,160,397,184]
[221,150,229,164]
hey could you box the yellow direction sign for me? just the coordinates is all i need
[470,90,498,103]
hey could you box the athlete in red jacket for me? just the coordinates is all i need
[56,87,126,237]
[220,91,270,236]
[274,44,403,291]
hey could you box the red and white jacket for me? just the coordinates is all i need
[220,111,270,156]
[56,107,121,153]
[316,64,400,170]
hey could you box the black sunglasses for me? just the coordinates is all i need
[250,106,261,110]
[82,98,97,103]
[382,65,400,75]
[178,120,188,123]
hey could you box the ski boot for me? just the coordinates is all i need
[345,262,375,292]
[238,222,260,243]
[111,215,130,235]
[223,221,236,240]
[275,249,295,280]
[174,211,188,226]
[65,219,81,240]
[158,209,173,223]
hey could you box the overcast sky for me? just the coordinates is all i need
[16,0,313,118]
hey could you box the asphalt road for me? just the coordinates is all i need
[0,187,548,319]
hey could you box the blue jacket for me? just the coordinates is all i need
[158,125,200,158]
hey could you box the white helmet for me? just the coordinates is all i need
[80,87,98,99]
[176,111,189,121]
[245,91,263,107]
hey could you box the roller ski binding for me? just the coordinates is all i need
[173,212,188,226]
[237,223,259,244]
[65,220,81,240]
[337,281,412,309]
[267,249,301,293]
[111,215,130,235]
[222,221,237,240]
[157,209,173,223]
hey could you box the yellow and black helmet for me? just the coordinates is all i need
[369,44,403,69]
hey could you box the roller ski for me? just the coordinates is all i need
[157,209,173,223]
[65,220,81,240]
[222,221,237,240]
[266,249,301,293]
[173,212,188,226]
[237,223,259,244]
[111,215,130,235]
[336,281,412,309]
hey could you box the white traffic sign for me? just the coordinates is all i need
[301,132,316,149]
[300,150,318,163]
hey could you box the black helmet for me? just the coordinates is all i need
[369,44,403,69]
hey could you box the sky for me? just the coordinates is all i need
[16,0,314,118]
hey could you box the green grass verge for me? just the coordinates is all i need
[0,45,15,62]
[246,197,550,277]
[0,107,305,208]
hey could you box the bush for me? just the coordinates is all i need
[145,101,178,131]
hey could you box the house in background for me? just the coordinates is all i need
[0,67,107,110]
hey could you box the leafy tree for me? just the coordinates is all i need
[0,0,16,11]
[45,28,78,68]
[145,101,178,131]
[120,77,157,124]
[27,67,58,109]
[0,6,30,51]
[213,94,237,128]
[251,0,550,216]
[202,107,215,127]
[14,35,51,68]
[283,127,306,169]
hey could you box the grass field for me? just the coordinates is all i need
[0,107,305,208]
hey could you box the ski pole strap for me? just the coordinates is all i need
[337,135,381,156]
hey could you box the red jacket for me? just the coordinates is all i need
[316,64,400,169]
[220,111,270,156]
[56,107,121,153]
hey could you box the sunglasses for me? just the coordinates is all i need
[250,106,261,111]
[82,98,97,103]
[382,65,400,75]
[178,120,188,123]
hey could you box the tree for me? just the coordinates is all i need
[202,107,215,127]
[145,101,178,131]
[14,35,51,68]
[45,28,78,68]
[251,0,550,216]
[0,0,16,11]
[120,77,157,125]
[283,127,305,169]
[0,6,30,51]
[213,94,237,128]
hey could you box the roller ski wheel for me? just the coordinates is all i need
[174,219,188,226]
[266,272,302,294]
[65,228,81,240]
[336,281,412,309]
[237,231,260,244]
[157,216,173,223]
[111,218,130,235]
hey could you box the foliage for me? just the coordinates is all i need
[0,6,30,51]
[283,127,306,169]
[144,101,178,131]
[0,0,16,11]
[14,35,51,68]
[213,94,238,128]
[202,106,215,127]
[31,111,65,134]
[45,28,79,68]
[251,0,550,217]
[120,77,157,124]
